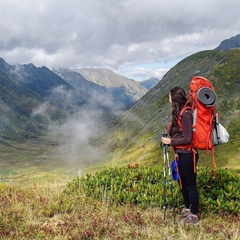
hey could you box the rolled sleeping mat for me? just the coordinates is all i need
[197,87,217,106]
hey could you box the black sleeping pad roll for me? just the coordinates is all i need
[197,87,217,106]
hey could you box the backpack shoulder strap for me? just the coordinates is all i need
[177,105,192,132]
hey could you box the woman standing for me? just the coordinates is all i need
[161,86,199,224]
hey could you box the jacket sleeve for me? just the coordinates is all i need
[170,110,193,146]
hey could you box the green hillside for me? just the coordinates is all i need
[96,49,240,172]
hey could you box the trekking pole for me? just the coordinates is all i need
[166,145,176,224]
[161,133,176,224]
[161,137,167,221]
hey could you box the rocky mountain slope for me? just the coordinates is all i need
[55,68,147,110]
[0,59,71,141]
[72,68,148,102]
[216,34,240,50]
[139,77,160,90]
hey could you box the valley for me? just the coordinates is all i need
[0,38,240,188]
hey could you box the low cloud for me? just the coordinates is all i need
[32,102,50,117]
[31,85,120,173]
[48,109,109,172]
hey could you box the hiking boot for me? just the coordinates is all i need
[181,213,199,225]
[180,208,191,220]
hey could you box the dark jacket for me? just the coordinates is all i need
[170,108,193,153]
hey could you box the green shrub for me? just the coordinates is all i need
[198,167,240,215]
[65,165,240,215]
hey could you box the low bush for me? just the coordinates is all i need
[65,165,240,215]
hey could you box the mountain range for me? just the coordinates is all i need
[55,67,149,112]
[0,59,155,139]
[0,34,239,179]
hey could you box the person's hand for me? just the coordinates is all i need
[161,137,171,145]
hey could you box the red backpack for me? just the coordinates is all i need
[178,76,218,170]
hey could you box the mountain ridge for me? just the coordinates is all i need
[72,67,148,102]
[215,34,240,50]
[73,67,138,87]
[139,77,160,90]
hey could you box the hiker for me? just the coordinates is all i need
[161,86,199,224]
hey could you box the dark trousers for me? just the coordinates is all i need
[177,152,199,214]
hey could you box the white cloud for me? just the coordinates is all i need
[118,66,168,81]
[0,0,239,80]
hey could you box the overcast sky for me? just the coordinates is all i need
[0,0,239,81]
